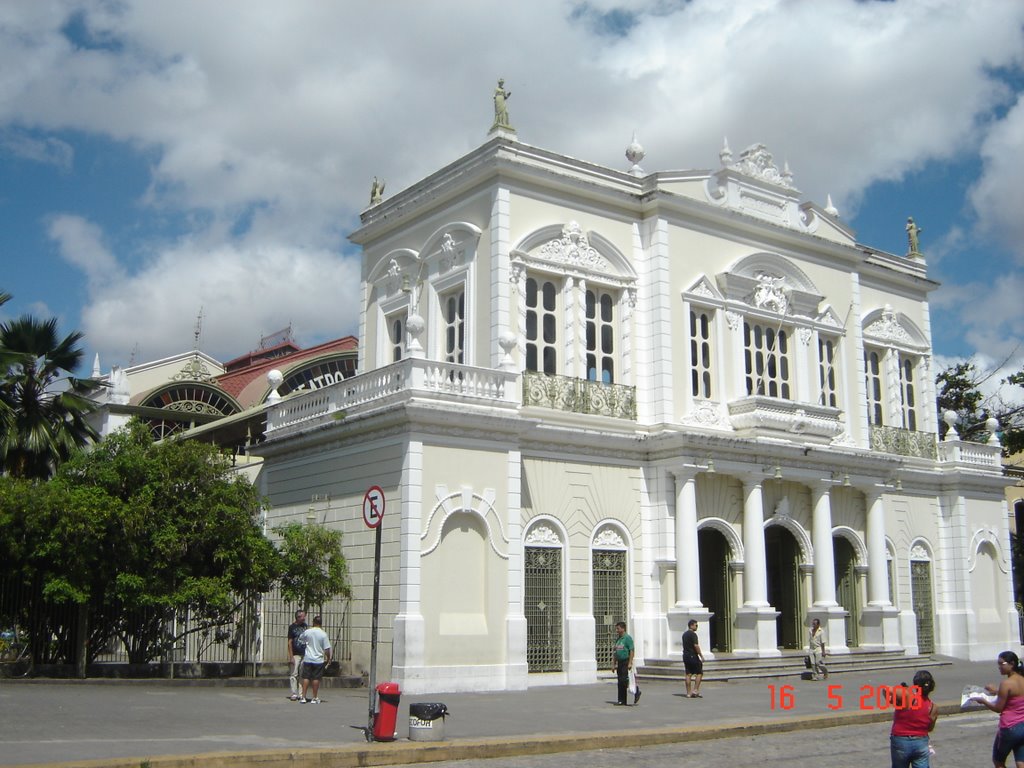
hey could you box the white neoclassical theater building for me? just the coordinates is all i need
[252,121,1013,693]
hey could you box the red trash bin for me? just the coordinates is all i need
[373,682,401,742]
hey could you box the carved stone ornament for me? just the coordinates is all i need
[689,279,715,299]
[725,311,743,331]
[593,526,626,549]
[439,232,464,273]
[864,306,914,346]
[683,401,725,428]
[727,144,796,190]
[910,543,931,561]
[509,261,525,294]
[751,272,789,315]
[171,356,215,383]
[536,222,610,271]
[525,524,562,546]
[797,327,813,346]
[774,498,792,520]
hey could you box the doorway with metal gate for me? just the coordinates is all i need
[525,546,563,672]
[592,548,628,670]
[911,557,935,654]
[765,524,803,649]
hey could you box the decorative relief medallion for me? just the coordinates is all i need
[593,526,626,549]
[439,232,464,273]
[727,144,796,190]
[725,311,743,331]
[797,327,813,346]
[910,542,931,561]
[525,524,562,546]
[536,222,609,271]
[864,306,914,345]
[171,357,215,383]
[751,272,789,314]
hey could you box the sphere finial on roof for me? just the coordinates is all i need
[625,131,645,177]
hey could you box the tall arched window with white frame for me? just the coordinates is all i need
[690,307,714,399]
[744,320,791,399]
[586,287,616,383]
[817,334,840,407]
[525,275,560,374]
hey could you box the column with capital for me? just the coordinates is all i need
[860,488,901,650]
[809,482,849,653]
[734,477,781,656]
[666,469,713,659]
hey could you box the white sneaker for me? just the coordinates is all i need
[311,698,321,704]
[289,694,299,701]
[299,697,308,703]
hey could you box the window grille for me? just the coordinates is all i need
[592,549,627,669]
[524,547,563,672]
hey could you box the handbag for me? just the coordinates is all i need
[804,654,812,669]
[627,667,637,694]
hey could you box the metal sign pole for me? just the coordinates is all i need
[360,485,385,742]
[367,520,382,740]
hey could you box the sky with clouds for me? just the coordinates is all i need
[1,0,1022,399]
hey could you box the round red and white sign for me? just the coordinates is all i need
[362,486,385,529]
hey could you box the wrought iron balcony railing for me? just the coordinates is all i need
[869,424,938,460]
[521,371,637,420]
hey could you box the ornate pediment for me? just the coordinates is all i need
[535,222,610,272]
[727,143,796,190]
[863,305,926,349]
[171,356,215,383]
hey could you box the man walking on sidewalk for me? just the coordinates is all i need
[612,621,641,706]
[287,609,307,701]
[682,619,705,698]
[299,615,332,704]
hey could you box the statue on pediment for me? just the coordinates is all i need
[490,78,514,133]
[906,217,922,256]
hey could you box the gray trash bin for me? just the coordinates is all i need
[408,702,448,742]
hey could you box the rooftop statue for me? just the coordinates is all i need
[490,78,514,133]
[906,216,922,255]
[370,177,386,205]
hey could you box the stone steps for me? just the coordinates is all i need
[638,650,950,683]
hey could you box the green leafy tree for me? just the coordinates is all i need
[57,420,280,663]
[274,522,351,614]
[935,360,1024,452]
[0,311,98,479]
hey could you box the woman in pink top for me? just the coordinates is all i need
[980,650,1024,767]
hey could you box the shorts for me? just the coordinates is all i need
[993,722,1024,765]
[301,662,324,681]
[683,655,703,675]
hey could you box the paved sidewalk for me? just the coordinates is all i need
[0,656,1003,768]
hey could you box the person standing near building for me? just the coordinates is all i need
[612,621,640,705]
[298,615,332,704]
[287,609,307,701]
[977,650,1024,768]
[808,617,828,681]
[682,619,705,698]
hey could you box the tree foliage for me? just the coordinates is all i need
[0,307,98,479]
[274,521,351,613]
[935,360,1024,453]
[0,420,284,665]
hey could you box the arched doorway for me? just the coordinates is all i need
[910,545,935,654]
[698,527,732,652]
[766,525,803,649]
[524,543,563,672]
[834,536,860,647]
[592,548,628,668]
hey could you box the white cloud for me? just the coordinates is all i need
[0,131,73,170]
[1,0,1023,363]
[78,241,361,367]
[47,214,123,286]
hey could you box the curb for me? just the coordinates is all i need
[14,700,975,768]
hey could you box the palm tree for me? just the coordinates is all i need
[0,311,99,479]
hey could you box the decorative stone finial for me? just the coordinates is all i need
[986,417,1001,446]
[92,353,101,378]
[906,216,922,257]
[489,78,516,136]
[824,194,838,217]
[498,330,518,371]
[782,160,793,186]
[406,314,425,359]
[719,136,733,165]
[625,132,645,177]
[267,369,284,403]
[943,409,959,441]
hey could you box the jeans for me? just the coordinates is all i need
[891,735,930,768]
[615,658,629,704]
[993,721,1024,765]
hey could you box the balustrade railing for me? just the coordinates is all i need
[266,359,519,434]
[869,425,938,460]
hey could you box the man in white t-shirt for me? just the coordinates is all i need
[298,615,332,703]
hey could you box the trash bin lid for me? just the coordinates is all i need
[376,681,400,694]
[409,702,448,720]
